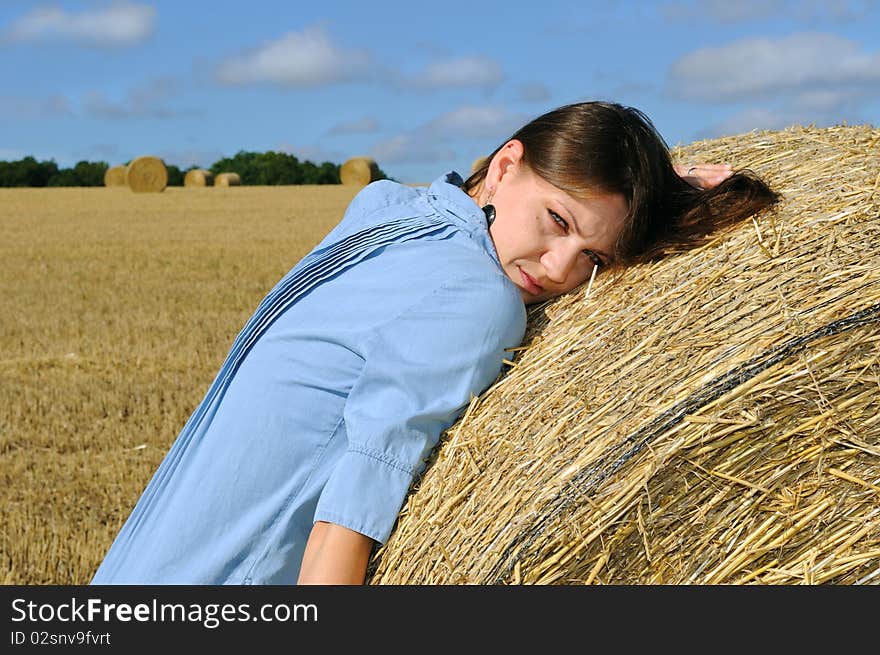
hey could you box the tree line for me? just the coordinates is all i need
[0,151,389,187]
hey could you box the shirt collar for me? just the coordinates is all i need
[426,171,502,270]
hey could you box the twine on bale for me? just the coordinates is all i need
[125,156,167,193]
[340,157,380,186]
[184,169,214,187]
[214,172,241,187]
[104,165,128,187]
[367,124,880,585]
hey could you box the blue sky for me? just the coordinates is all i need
[1,0,878,184]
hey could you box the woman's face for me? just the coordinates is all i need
[483,140,627,305]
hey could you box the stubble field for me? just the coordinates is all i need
[1,184,359,584]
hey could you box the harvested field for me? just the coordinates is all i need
[0,184,358,584]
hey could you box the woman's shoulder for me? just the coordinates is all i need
[383,242,526,333]
[360,263,526,363]
[378,234,513,294]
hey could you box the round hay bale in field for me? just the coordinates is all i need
[214,172,241,187]
[340,156,380,186]
[369,124,880,585]
[104,165,128,187]
[125,156,167,193]
[183,168,214,187]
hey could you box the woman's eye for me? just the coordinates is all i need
[550,210,602,267]
[549,211,567,229]
[584,251,602,267]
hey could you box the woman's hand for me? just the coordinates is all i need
[674,163,734,190]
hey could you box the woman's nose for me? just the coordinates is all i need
[542,244,580,284]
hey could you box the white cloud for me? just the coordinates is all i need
[327,117,380,135]
[698,102,868,140]
[423,106,528,139]
[404,55,503,90]
[668,33,880,103]
[792,88,866,112]
[369,105,529,165]
[369,133,455,165]
[215,26,374,88]
[1,2,156,48]
[213,32,500,93]
[698,107,794,138]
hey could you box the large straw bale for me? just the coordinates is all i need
[340,157,380,186]
[369,124,880,585]
[214,172,241,187]
[125,156,167,193]
[184,168,214,187]
[103,165,128,187]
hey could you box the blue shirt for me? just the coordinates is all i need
[91,171,527,584]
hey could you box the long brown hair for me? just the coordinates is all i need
[463,101,780,267]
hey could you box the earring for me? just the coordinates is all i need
[482,204,495,227]
[482,187,495,227]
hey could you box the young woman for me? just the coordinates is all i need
[90,101,778,585]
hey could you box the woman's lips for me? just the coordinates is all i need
[519,268,543,295]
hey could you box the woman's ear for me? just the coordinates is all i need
[485,139,524,195]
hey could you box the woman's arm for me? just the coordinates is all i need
[297,520,375,585]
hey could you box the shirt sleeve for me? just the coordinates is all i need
[313,274,526,544]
